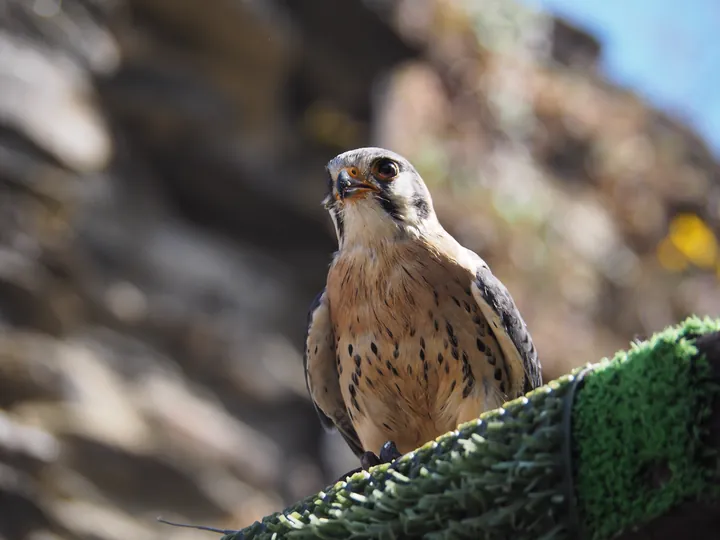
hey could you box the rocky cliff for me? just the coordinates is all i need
[0,1,718,538]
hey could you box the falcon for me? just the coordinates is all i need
[303,147,542,469]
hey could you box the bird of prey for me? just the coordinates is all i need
[303,147,542,469]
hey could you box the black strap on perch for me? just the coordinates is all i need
[561,365,595,540]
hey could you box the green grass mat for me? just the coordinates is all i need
[217,316,719,540]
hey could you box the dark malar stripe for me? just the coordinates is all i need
[374,191,404,222]
[411,194,430,220]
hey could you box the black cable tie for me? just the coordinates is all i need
[561,365,595,539]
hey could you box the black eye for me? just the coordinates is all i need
[375,158,399,180]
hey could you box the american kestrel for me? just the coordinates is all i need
[303,147,542,469]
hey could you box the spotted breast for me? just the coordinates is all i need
[326,235,517,455]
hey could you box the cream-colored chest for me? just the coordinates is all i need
[325,244,507,453]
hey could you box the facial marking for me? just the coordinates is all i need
[323,147,439,249]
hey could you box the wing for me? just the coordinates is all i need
[303,289,364,456]
[467,252,542,395]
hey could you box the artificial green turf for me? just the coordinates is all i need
[215,317,719,540]
[573,316,720,538]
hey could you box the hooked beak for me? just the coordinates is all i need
[336,168,377,200]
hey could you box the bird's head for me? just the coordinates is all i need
[323,147,439,248]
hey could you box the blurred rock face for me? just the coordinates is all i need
[0,0,718,538]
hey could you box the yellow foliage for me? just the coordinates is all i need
[667,213,718,269]
[657,237,689,272]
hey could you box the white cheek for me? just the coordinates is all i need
[342,203,397,244]
[393,180,415,202]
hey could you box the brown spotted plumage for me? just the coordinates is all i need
[303,147,541,466]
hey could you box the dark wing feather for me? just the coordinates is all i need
[468,253,542,393]
[303,289,364,456]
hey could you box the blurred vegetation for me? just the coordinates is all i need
[0,0,718,539]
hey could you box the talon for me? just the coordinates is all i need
[379,440,402,463]
[360,451,381,470]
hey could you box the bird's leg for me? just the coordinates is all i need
[379,440,402,463]
[331,452,379,483]
[334,443,403,483]
[361,441,401,469]
[359,442,402,470]
[360,450,382,470]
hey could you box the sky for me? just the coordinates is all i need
[524,0,720,157]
